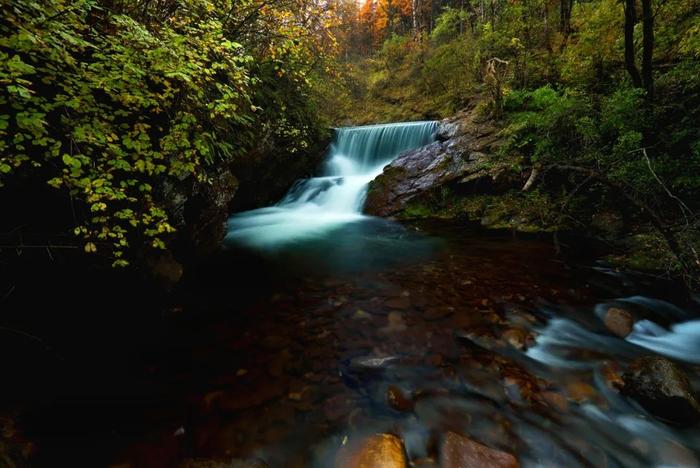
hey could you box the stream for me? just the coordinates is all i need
[6,123,700,467]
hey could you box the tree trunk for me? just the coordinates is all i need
[412,0,418,32]
[641,0,654,100]
[560,0,572,36]
[624,0,643,88]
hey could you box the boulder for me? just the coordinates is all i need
[336,433,408,468]
[364,103,506,218]
[604,307,635,338]
[440,432,518,468]
[622,356,700,425]
[160,168,238,265]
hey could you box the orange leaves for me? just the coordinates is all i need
[359,0,419,47]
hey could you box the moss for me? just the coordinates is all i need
[396,189,565,233]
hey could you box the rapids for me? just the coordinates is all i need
[225,121,438,248]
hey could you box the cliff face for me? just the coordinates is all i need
[364,102,513,217]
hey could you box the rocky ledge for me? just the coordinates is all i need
[364,101,511,217]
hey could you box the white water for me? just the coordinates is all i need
[225,121,438,248]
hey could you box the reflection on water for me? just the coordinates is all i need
[226,217,440,274]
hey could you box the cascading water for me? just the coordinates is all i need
[225,121,438,248]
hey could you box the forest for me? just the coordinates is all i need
[1,0,700,466]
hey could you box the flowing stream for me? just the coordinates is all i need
[10,122,700,467]
[225,121,438,248]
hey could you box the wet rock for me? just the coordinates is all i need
[603,307,635,338]
[386,385,414,412]
[365,105,506,217]
[622,356,700,425]
[454,330,503,352]
[600,361,624,390]
[163,168,239,263]
[565,382,596,403]
[541,391,569,412]
[501,328,527,350]
[336,433,408,468]
[440,432,518,468]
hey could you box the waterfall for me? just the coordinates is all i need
[225,121,438,248]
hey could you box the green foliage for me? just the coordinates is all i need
[431,8,471,44]
[0,0,255,265]
[0,0,337,265]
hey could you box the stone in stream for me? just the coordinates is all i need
[386,385,414,412]
[541,391,569,412]
[335,433,408,468]
[440,432,519,468]
[501,328,527,350]
[622,356,700,426]
[603,307,635,338]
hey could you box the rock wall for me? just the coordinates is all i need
[364,101,511,217]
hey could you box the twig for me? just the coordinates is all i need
[0,326,51,351]
[636,147,693,218]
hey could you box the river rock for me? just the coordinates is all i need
[622,356,700,425]
[603,307,635,337]
[336,433,408,468]
[501,328,527,350]
[386,385,414,412]
[440,432,518,468]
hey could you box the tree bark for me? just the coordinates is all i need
[624,0,643,88]
[560,0,572,36]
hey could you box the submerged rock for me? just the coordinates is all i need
[336,433,408,468]
[440,432,518,468]
[604,307,635,338]
[622,356,700,425]
[386,385,414,412]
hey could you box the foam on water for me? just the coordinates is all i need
[225,121,438,248]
